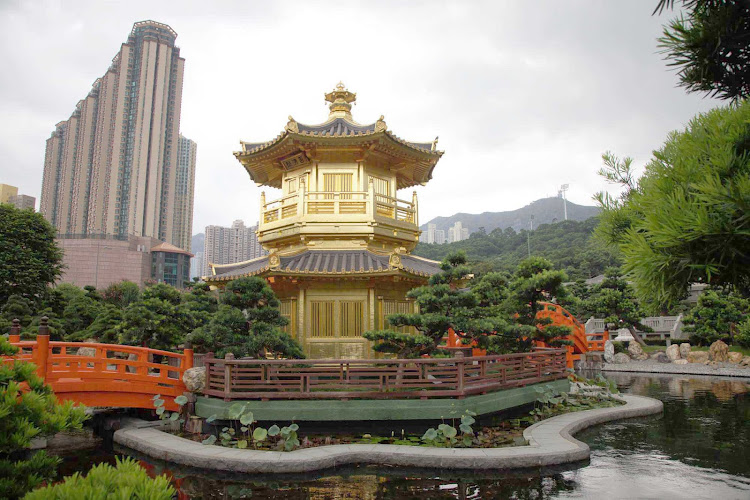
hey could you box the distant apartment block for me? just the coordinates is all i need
[448,221,469,243]
[40,21,191,250]
[203,220,267,277]
[13,194,36,210]
[173,135,197,252]
[190,251,204,280]
[0,184,17,204]
[420,221,468,244]
[420,223,437,244]
[0,183,36,210]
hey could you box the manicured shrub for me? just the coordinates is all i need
[23,457,174,499]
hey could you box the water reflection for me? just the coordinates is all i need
[59,373,750,499]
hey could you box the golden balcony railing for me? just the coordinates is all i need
[260,189,418,228]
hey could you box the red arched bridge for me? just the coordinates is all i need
[4,319,191,411]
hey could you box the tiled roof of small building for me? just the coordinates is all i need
[150,241,193,257]
[207,250,441,282]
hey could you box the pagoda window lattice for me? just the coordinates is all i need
[368,175,390,197]
[310,301,335,338]
[323,173,353,199]
[279,298,297,338]
[379,299,416,334]
[340,301,364,338]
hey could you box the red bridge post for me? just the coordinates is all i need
[9,318,21,343]
[36,316,50,381]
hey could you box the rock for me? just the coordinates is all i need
[673,359,689,365]
[728,352,743,364]
[741,356,750,367]
[627,342,649,361]
[613,353,631,364]
[687,351,709,363]
[183,366,206,393]
[76,339,98,357]
[679,343,691,359]
[709,340,729,362]
[666,344,681,361]
[651,352,670,363]
[604,340,615,363]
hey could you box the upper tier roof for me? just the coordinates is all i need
[240,116,437,155]
[234,83,443,189]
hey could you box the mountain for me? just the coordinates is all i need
[420,197,600,234]
[191,233,204,254]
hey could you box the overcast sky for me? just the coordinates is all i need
[0,0,722,237]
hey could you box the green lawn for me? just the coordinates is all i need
[641,344,750,357]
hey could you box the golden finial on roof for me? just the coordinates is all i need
[324,82,357,119]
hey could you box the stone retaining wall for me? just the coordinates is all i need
[113,395,663,472]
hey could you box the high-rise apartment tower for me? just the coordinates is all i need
[40,21,192,249]
[203,220,266,278]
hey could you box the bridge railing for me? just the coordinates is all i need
[4,318,192,410]
[203,349,568,401]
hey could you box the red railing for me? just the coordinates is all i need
[203,349,568,401]
[4,319,192,410]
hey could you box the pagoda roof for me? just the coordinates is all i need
[239,116,438,156]
[234,83,443,190]
[205,250,441,282]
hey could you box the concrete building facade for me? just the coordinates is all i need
[203,220,266,278]
[173,135,197,252]
[12,195,36,211]
[40,21,190,250]
[0,184,18,204]
[0,184,36,210]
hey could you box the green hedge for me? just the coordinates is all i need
[24,457,174,500]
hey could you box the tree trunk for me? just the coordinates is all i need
[627,326,647,347]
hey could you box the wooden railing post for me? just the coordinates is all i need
[9,318,21,343]
[455,350,465,395]
[36,317,50,381]
[223,353,234,401]
[183,342,194,371]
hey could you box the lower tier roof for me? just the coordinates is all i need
[206,250,441,282]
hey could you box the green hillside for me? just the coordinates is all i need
[413,217,620,280]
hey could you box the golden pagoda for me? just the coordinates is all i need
[205,83,444,359]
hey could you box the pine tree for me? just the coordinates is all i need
[187,277,303,359]
[0,337,88,498]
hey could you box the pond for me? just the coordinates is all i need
[57,373,750,499]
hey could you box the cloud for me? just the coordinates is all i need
[0,0,722,234]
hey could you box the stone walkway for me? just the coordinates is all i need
[113,395,662,473]
[602,361,750,378]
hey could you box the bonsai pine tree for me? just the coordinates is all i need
[683,288,748,345]
[364,252,479,358]
[503,257,572,351]
[118,283,192,351]
[583,267,651,345]
[187,277,304,359]
[0,337,87,499]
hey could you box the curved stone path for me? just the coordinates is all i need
[113,394,662,473]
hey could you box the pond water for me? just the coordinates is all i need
[58,373,750,499]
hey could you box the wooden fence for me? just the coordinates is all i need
[203,349,568,401]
